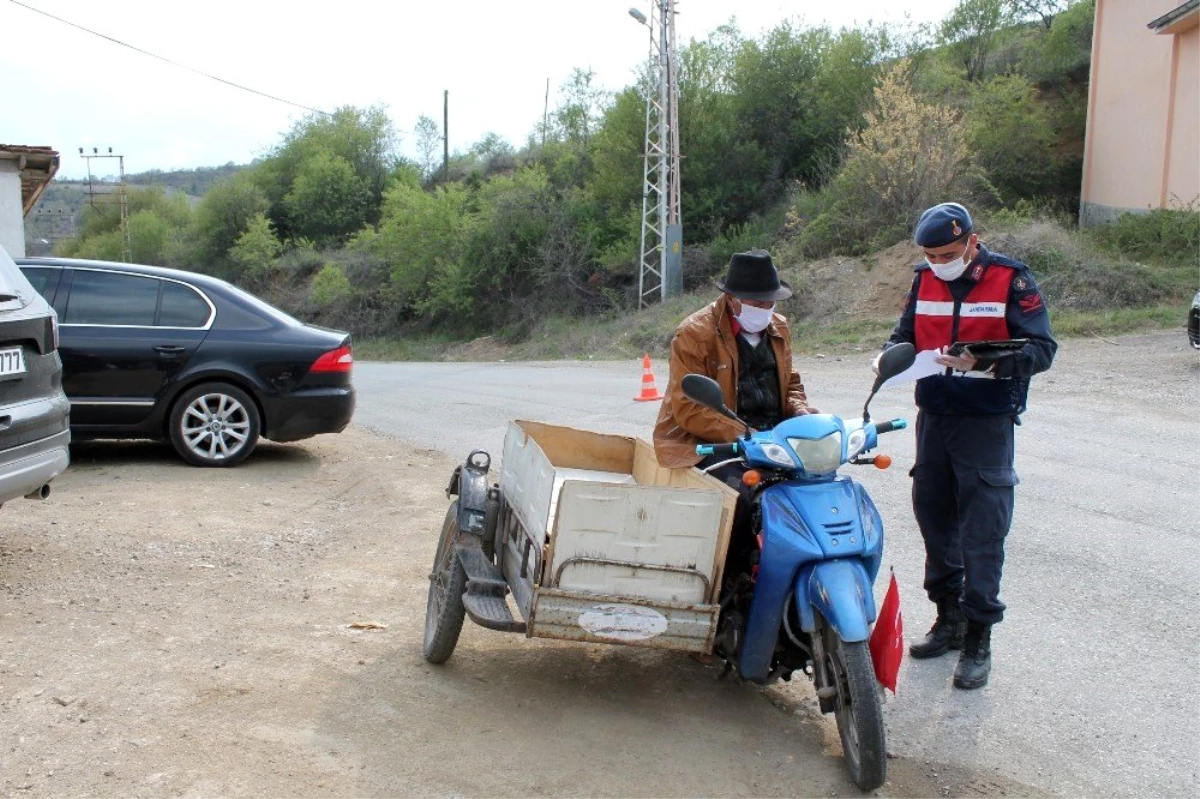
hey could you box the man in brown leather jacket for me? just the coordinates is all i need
[653,250,818,574]
[653,249,816,468]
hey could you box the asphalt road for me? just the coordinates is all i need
[352,330,1200,798]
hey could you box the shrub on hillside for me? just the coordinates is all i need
[1087,207,1200,262]
[796,60,985,257]
[985,221,1188,310]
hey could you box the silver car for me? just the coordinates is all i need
[0,244,69,509]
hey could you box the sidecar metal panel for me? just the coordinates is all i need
[547,481,725,605]
[529,588,718,652]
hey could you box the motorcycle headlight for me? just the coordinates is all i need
[846,428,867,460]
[786,431,843,474]
[759,442,797,467]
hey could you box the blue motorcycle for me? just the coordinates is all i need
[680,342,915,791]
[424,344,915,792]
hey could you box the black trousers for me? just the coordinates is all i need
[911,412,1019,626]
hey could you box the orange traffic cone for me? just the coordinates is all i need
[634,353,664,402]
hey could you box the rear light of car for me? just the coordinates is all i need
[310,345,353,373]
[43,311,59,352]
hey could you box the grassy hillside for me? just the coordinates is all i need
[351,209,1199,362]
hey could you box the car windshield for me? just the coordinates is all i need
[219,280,303,327]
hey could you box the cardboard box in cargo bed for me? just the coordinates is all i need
[496,420,737,652]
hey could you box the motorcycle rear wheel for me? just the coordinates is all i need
[422,501,468,663]
[822,626,887,791]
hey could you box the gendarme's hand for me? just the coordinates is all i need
[935,351,980,373]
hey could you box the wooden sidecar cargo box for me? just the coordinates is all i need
[497,420,737,653]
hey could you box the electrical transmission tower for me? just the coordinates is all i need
[80,147,131,262]
[630,1,682,308]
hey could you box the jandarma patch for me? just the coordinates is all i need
[1019,293,1044,313]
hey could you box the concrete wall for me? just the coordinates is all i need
[1080,0,1200,226]
[1166,25,1199,206]
[0,161,24,258]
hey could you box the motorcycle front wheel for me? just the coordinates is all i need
[822,625,887,791]
[422,501,468,663]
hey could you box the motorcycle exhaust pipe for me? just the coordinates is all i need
[24,484,51,500]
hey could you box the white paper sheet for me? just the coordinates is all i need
[879,348,947,389]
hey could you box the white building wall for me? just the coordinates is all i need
[0,161,24,258]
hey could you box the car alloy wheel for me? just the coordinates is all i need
[169,382,261,467]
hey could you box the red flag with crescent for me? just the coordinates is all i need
[869,571,904,693]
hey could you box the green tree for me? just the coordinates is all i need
[228,213,283,282]
[801,61,978,255]
[553,68,609,147]
[57,186,192,266]
[128,210,171,265]
[676,23,769,235]
[365,178,470,319]
[727,23,886,202]
[192,173,270,269]
[1007,0,1069,30]
[309,263,354,308]
[258,105,399,239]
[1022,0,1094,86]
[967,74,1057,202]
[283,151,372,245]
[940,0,1014,81]
[414,115,442,182]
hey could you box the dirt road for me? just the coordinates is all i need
[4,330,1194,798]
[1,433,1048,798]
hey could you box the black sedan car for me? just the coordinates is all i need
[16,257,355,467]
[1189,289,1200,350]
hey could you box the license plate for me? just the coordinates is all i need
[0,346,26,379]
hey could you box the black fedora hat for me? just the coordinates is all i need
[715,250,792,301]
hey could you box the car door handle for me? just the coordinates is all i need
[154,346,187,356]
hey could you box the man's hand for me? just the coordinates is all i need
[935,350,982,373]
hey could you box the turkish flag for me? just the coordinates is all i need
[869,571,904,693]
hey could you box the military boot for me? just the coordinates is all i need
[953,621,992,690]
[908,598,966,659]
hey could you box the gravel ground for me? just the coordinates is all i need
[0,328,1195,798]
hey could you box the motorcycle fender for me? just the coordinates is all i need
[452,451,492,536]
[798,560,876,643]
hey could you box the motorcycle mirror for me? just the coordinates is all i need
[876,343,917,383]
[863,343,917,422]
[681,374,750,434]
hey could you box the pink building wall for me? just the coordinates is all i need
[1081,0,1200,225]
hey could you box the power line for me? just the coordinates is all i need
[9,0,330,117]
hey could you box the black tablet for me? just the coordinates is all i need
[947,339,1029,359]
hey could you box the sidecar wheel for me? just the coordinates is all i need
[423,501,468,663]
[823,628,887,791]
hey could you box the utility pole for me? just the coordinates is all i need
[443,90,450,182]
[630,1,682,308]
[80,146,131,262]
[543,77,550,150]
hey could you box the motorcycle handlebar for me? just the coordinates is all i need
[874,419,908,435]
[695,442,740,458]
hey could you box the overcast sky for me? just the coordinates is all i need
[2,0,959,179]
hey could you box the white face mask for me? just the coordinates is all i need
[927,249,971,282]
[735,303,775,334]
